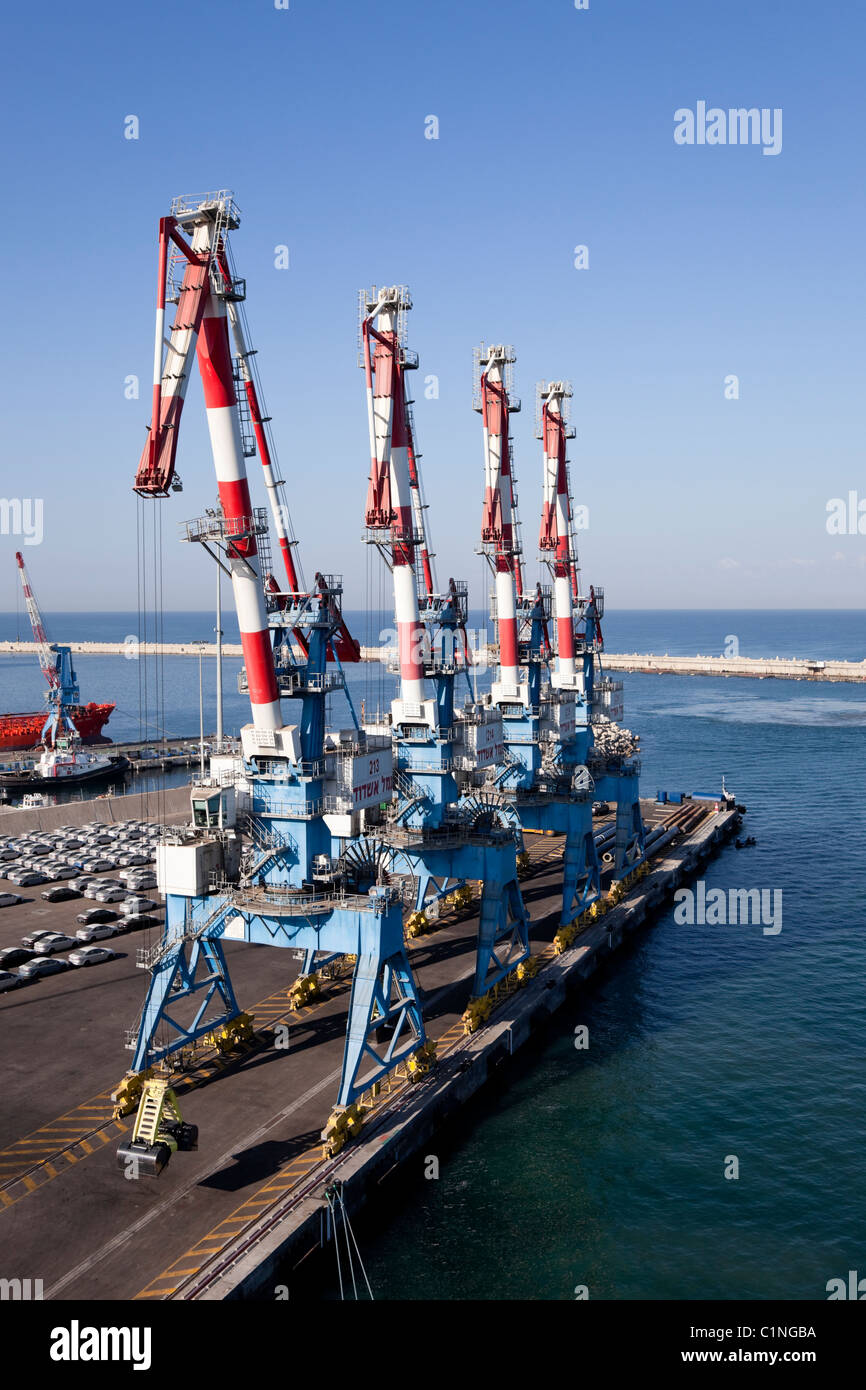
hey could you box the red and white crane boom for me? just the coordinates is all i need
[133,193,281,731]
[15,551,59,690]
[538,381,577,680]
[361,286,427,706]
[477,344,523,690]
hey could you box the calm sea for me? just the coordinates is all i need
[1,610,864,1300]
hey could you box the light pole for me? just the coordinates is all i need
[192,640,208,777]
[215,568,224,750]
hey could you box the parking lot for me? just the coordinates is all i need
[0,817,164,990]
[0,815,303,1151]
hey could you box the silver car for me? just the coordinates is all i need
[33,933,78,955]
[75,923,119,943]
[68,945,118,967]
[122,896,158,915]
[18,956,73,979]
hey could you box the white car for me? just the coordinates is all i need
[33,933,78,955]
[95,888,128,903]
[68,945,118,967]
[75,923,119,942]
[0,891,24,908]
[122,896,158,915]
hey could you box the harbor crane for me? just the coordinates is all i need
[472,351,602,923]
[15,551,81,747]
[348,286,532,998]
[116,196,428,1173]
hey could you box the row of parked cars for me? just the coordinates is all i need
[0,817,165,891]
[0,818,166,993]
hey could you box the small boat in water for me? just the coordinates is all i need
[0,735,129,793]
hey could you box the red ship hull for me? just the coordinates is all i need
[0,702,114,751]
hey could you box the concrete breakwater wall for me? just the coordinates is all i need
[0,783,192,834]
[3,641,863,681]
[358,646,866,682]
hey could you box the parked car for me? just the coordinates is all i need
[0,946,34,968]
[69,876,98,892]
[122,896,158,915]
[88,857,116,871]
[95,888,128,903]
[21,929,58,948]
[33,933,78,956]
[0,969,26,993]
[75,908,120,926]
[0,891,24,908]
[7,871,47,886]
[119,913,160,932]
[41,886,82,903]
[68,945,118,968]
[74,923,119,943]
[44,865,78,881]
[18,957,73,979]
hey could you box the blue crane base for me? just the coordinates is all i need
[396,839,530,998]
[513,798,602,926]
[593,769,646,876]
[129,889,425,1108]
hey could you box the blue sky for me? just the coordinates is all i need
[0,0,863,611]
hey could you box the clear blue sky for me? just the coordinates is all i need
[0,0,863,611]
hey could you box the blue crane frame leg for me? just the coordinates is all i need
[129,887,423,1108]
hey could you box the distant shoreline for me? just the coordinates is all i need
[1,641,864,682]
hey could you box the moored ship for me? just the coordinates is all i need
[2,552,115,751]
[0,701,114,751]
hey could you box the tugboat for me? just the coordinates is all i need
[0,734,128,793]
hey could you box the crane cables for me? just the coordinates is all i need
[325,1182,374,1301]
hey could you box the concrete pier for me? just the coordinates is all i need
[0,797,738,1302]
